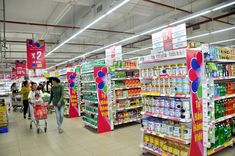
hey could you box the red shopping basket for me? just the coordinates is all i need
[34,105,47,120]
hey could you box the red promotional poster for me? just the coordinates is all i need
[26,39,46,69]
[187,50,203,156]
[94,66,111,133]
[11,68,17,80]
[15,60,26,77]
[67,72,78,118]
[162,27,173,51]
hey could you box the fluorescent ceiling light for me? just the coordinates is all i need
[47,0,235,70]
[210,38,235,45]
[188,26,235,40]
[45,0,130,57]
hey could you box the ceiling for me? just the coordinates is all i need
[0,0,235,68]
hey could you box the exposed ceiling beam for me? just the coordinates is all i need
[0,20,135,35]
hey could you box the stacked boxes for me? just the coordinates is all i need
[0,98,8,133]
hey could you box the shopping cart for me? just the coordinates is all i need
[30,104,48,134]
[42,93,54,114]
[11,93,23,112]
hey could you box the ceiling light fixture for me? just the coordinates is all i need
[45,0,130,57]
[46,0,235,70]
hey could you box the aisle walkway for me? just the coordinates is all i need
[0,112,234,156]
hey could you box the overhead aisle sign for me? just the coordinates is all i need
[15,60,26,77]
[105,45,122,65]
[26,39,46,69]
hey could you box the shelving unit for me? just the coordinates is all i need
[110,60,142,127]
[202,45,235,155]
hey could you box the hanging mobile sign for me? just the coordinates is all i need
[94,66,111,133]
[187,50,204,156]
[152,23,187,54]
[15,60,26,77]
[105,45,122,65]
[26,39,46,69]
[67,68,78,118]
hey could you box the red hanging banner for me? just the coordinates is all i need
[26,39,46,69]
[67,71,78,118]
[15,60,26,77]
[186,50,204,156]
[94,66,111,133]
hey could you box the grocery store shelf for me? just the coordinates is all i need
[83,121,97,129]
[214,94,235,100]
[211,113,235,124]
[207,139,233,155]
[81,70,93,74]
[142,129,190,144]
[141,92,190,98]
[142,146,173,156]
[84,110,98,115]
[81,80,96,83]
[140,55,186,64]
[114,118,141,125]
[83,99,98,104]
[83,116,97,123]
[114,86,141,90]
[82,90,97,94]
[213,76,235,81]
[112,77,139,81]
[142,111,191,122]
[209,59,235,63]
[115,68,139,71]
[140,75,186,80]
[233,137,235,143]
[115,96,141,100]
[116,105,142,111]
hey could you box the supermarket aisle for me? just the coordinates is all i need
[0,112,235,156]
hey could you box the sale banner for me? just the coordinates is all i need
[26,39,46,69]
[11,68,17,80]
[162,27,173,51]
[67,71,78,118]
[187,50,204,156]
[94,66,111,133]
[15,60,26,77]
[105,45,122,65]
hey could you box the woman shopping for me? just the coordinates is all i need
[48,77,65,133]
[20,81,31,119]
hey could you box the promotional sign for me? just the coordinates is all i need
[15,60,26,77]
[152,23,187,54]
[187,50,204,156]
[94,66,111,133]
[67,71,78,118]
[26,39,46,69]
[105,45,122,65]
[11,68,17,80]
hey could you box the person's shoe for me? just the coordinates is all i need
[28,117,31,120]
[24,116,26,119]
[58,129,63,133]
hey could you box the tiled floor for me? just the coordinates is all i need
[0,112,235,156]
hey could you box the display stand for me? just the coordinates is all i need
[109,60,142,127]
[81,61,112,133]
[0,98,8,133]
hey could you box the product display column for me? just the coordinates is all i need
[202,45,235,155]
[110,60,142,126]
[0,98,8,133]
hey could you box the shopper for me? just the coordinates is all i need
[48,77,65,133]
[20,81,31,119]
[11,83,18,94]
[28,82,43,120]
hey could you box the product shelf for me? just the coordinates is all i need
[115,105,142,112]
[83,121,98,129]
[112,77,139,81]
[207,139,233,155]
[213,76,235,81]
[81,90,97,94]
[84,110,98,115]
[140,55,186,64]
[114,117,141,125]
[114,86,141,90]
[141,92,190,98]
[115,68,139,71]
[142,129,190,144]
[83,99,99,104]
[81,70,93,74]
[81,80,96,83]
[211,113,235,124]
[214,94,235,101]
[83,116,97,123]
[140,75,187,80]
[142,146,173,156]
[115,96,141,100]
[209,59,235,63]
[142,111,191,123]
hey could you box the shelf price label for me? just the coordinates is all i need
[94,66,111,133]
[187,50,204,156]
